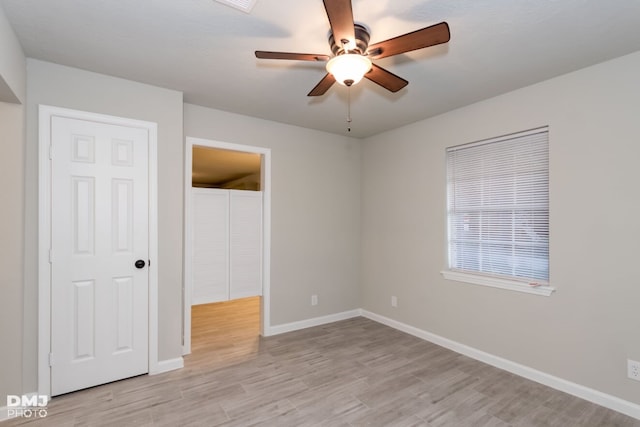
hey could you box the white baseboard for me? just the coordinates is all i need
[264,309,361,337]
[149,357,184,375]
[361,310,640,421]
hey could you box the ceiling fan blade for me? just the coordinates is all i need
[255,51,330,61]
[367,22,450,60]
[365,64,408,93]
[323,0,355,49]
[308,73,336,96]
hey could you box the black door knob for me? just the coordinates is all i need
[135,260,146,269]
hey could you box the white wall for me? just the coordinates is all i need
[185,104,361,325]
[22,60,184,392]
[361,51,640,405]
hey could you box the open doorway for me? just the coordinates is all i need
[183,137,271,357]
[189,296,261,370]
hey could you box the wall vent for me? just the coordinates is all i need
[214,0,257,13]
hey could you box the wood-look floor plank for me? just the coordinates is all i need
[5,297,640,426]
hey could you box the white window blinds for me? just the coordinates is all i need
[446,127,549,283]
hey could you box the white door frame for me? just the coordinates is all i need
[183,137,271,355]
[38,105,159,396]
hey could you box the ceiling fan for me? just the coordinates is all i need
[255,0,450,97]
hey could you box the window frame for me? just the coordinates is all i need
[441,127,554,297]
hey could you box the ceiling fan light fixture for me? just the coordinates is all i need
[326,54,372,86]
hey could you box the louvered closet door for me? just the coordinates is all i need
[191,188,263,304]
[192,188,229,304]
[229,190,263,299]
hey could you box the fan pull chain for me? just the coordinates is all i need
[347,86,352,132]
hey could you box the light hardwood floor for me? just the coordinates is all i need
[6,297,640,426]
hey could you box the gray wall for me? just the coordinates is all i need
[184,104,362,325]
[361,51,640,405]
[0,2,25,103]
[0,2,26,403]
[22,59,185,392]
[0,101,26,402]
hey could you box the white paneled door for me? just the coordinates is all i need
[50,116,150,396]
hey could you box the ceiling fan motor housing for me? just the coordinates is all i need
[329,23,371,55]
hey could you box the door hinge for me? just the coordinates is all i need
[48,353,53,367]
[48,249,52,264]
[49,145,53,160]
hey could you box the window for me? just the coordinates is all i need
[443,127,552,296]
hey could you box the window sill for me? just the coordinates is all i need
[441,270,555,297]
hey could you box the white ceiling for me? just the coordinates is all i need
[3,0,640,138]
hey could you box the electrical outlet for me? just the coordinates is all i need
[628,359,640,381]
[391,296,398,308]
[311,294,318,306]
